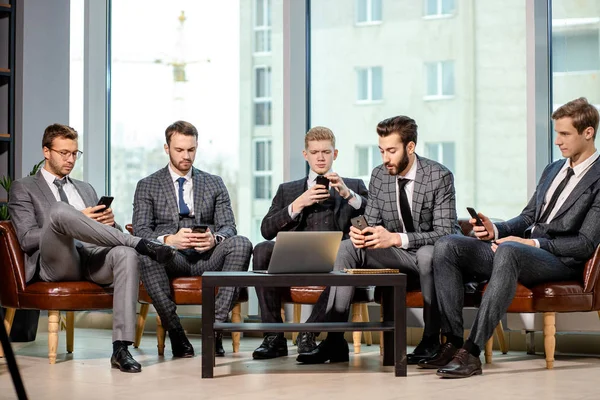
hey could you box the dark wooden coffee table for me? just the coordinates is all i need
[201,271,407,378]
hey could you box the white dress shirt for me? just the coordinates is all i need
[288,169,362,219]
[41,168,86,211]
[169,164,194,216]
[395,159,417,249]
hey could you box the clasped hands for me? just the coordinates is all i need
[164,228,216,252]
[350,225,400,249]
[291,173,351,213]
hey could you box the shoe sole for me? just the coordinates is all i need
[110,362,142,373]
[173,353,195,358]
[252,350,289,360]
[436,369,482,378]
[417,363,446,369]
[296,355,349,364]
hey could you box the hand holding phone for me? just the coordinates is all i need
[350,215,372,236]
[192,224,209,234]
[315,175,330,190]
[466,207,484,227]
[97,196,114,209]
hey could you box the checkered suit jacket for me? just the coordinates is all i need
[132,166,236,239]
[365,155,460,249]
[261,177,368,240]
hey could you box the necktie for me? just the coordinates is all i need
[397,178,414,233]
[538,167,575,224]
[53,178,70,204]
[177,177,190,216]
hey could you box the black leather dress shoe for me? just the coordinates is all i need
[296,332,317,354]
[111,347,142,373]
[169,328,195,358]
[252,334,288,359]
[215,333,225,357]
[296,338,349,364]
[135,239,177,264]
[407,340,440,365]
[418,342,458,369]
[436,348,482,378]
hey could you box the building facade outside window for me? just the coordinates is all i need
[356,66,383,102]
[254,66,272,126]
[253,138,272,200]
[425,60,454,99]
[356,0,382,24]
[424,0,455,18]
[254,0,271,54]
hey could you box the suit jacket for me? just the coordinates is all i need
[133,166,237,240]
[365,155,460,250]
[496,158,600,268]
[8,170,102,283]
[260,177,368,240]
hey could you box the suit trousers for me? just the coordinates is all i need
[307,239,440,338]
[433,235,581,350]
[38,202,141,342]
[139,235,252,330]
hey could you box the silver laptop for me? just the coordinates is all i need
[255,231,343,274]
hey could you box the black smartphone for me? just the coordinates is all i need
[350,215,372,235]
[192,224,209,234]
[466,207,484,227]
[97,196,114,209]
[315,175,330,190]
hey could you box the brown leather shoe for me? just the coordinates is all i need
[417,342,458,369]
[436,348,482,378]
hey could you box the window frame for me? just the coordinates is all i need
[356,66,383,104]
[355,0,383,26]
[253,0,272,55]
[423,0,456,19]
[253,138,273,200]
[254,65,272,126]
[424,60,455,100]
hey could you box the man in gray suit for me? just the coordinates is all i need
[427,97,600,378]
[133,121,252,359]
[8,123,177,373]
[297,116,459,364]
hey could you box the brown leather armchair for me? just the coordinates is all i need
[125,225,248,354]
[0,221,114,364]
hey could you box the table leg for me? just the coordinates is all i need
[394,283,407,377]
[382,286,394,367]
[202,284,216,378]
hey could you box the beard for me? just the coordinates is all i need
[386,144,410,176]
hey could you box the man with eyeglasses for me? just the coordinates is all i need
[8,123,178,373]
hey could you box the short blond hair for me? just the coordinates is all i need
[305,126,336,149]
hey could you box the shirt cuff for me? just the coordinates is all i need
[532,239,540,248]
[288,204,301,220]
[158,234,167,244]
[492,225,499,240]
[398,233,409,249]
[215,234,225,245]
[346,189,362,210]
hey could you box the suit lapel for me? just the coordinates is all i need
[33,170,58,205]
[535,162,564,221]
[192,168,205,222]
[384,173,401,232]
[71,180,95,207]
[158,166,179,222]
[411,158,426,231]
[551,160,600,221]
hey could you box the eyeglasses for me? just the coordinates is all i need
[48,148,83,160]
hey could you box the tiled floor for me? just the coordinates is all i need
[1,329,600,400]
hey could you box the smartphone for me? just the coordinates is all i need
[97,196,114,209]
[192,224,209,234]
[350,215,372,235]
[466,207,484,227]
[315,175,330,190]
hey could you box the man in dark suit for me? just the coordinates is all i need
[8,123,177,373]
[297,116,459,365]
[133,121,252,359]
[252,126,368,360]
[427,97,600,378]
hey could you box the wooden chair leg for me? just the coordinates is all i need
[484,336,493,364]
[379,305,384,356]
[134,304,149,348]
[156,315,166,356]
[48,310,60,364]
[544,312,556,369]
[280,305,286,323]
[351,303,362,354]
[292,304,301,345]
[66,311,74,354]
[231,303,242,353]
[495,321,508,354]
[361,303,372,346]
[0,308,16,358]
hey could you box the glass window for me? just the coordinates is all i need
[69,0,84,180]
[311,0,528,220]
[356,66,383,102]
[254,66,272,125]
[253,139,272,200]
[551,2,600,161]
[356,0,382,24]
[425,61,454,98]
[356,145,380,182]
[425,0,455,17]
[254,0,271,53]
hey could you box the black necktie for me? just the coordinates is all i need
[53,178,70,204]
[397,178,414,233]
[538,167,575,224]
[177,177,190,216]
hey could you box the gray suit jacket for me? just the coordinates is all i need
[496,159,600,268]
[132,166,237,240]
[365,155,460,250]
[8,170,101,283]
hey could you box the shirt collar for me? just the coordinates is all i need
[398,157,418,181]
[41,168,70,186]
[308,169,333,183]
[168,164,193,183]
[563,151,599,178]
